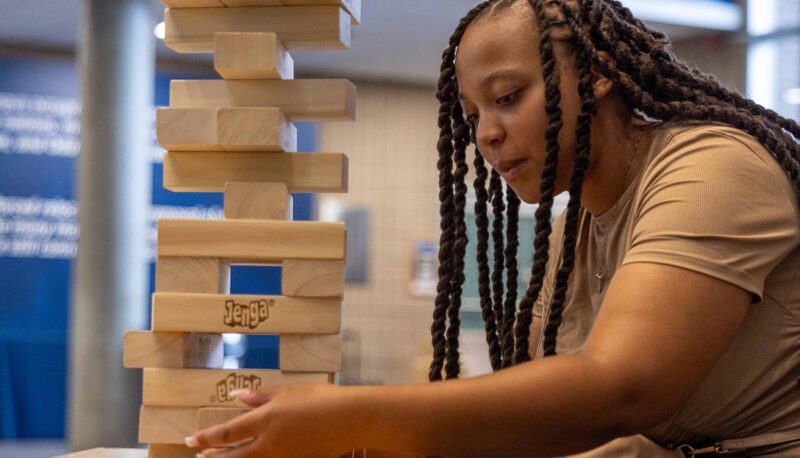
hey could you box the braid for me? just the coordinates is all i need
[445,101,471,379]
[501,187,521,367]
[474,143,504,371]
[512,0,565,364]
[541,0,596,357]
[490,170,507,357]
[430,1,493,382]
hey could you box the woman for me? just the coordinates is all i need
[187,1,800,456]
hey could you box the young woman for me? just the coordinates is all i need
[187,1,800,456]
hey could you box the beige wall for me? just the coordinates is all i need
[318,83,442,384]
[320,34,747,385]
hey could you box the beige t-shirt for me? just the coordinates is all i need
[531,122,800,455]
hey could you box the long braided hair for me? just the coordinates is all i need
[430,0,800,381]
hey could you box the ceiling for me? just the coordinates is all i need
[0,0,739,86]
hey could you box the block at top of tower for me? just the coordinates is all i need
[164,6,351,53]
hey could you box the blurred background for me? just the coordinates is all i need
[0,0,798,456]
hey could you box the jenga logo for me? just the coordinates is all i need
[223,299,275,329]
[215,373,263,403]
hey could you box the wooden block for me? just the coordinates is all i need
[164,6,350,52]
[156,108,221,152]
[280,334,342,372]
[281,0,361,24]
[138,406,250,444]
[197,407,250,429]
[157,107,297,152]
[220,0,281,5]
[162,0,360,24]
[163,151,348,193]
[139,406,197,444]
[169,79,356,122]
[123,331,223,369]
[214,32,294,80]
[155,257,228,294]
[282,259,345,297]
[162,0,224,6]
[143,368,331,407]
[218,108,297,151]
[52,449,145,458]
[147,444,197,458]
[224,182,292,220]
[152,292,341,334]
[158,219,346,262]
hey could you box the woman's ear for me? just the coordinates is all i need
[592,51,616,100]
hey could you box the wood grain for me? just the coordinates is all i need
[123,331,223,369]
[143,368,331,407]
[162,151,348,193]
[214,32,294,80]
[282,259,345,297]
[151,292,341,334]
[169,79,356,122]
[164,6,350,52]
[157,219,346,262]
[224,182,292,220]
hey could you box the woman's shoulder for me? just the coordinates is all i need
[655,120,768,157]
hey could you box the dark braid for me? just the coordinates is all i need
[474,143,504,371]
[512,0,565,364]
[444,100,471,379]
[434,0,800,376]
[430,1,492,382]
[501,188,521,367]
[540,0,596,357]
[490,170,507,356]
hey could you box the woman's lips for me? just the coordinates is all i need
[497,158,527,182]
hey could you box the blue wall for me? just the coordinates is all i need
[0,53,316,439]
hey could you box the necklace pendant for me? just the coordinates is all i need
[595,268,606,293]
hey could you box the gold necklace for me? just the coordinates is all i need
[594,123,647,294]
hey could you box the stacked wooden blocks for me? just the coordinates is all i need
[122,1,360,456]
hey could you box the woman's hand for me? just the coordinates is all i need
[186,383,359,458]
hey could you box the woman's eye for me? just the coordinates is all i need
[497,90,519,105]
[466,114,479,125]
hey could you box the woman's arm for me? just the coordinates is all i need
[191,262,749,457]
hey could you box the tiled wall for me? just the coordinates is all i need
[318,83,443,385]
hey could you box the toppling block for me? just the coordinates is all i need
[143,368,331,407]
[215,32,294,80]
[139,406,250,444]
[282,259,345,297]
[280,334,342,372]
[155,257,229,294]
[163,151,349,193]
[164,6,350,52]
[169,79,356,121]
[224,182,293,220]
[157,219,346,263]
[156,107,297,152]
[124,331,223,369]
[152,293,341,334]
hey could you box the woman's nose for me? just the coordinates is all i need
[476,115,505,150]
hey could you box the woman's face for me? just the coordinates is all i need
[455,4,581,204]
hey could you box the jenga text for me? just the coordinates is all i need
[223,299,275,329]
[216,373,263,403]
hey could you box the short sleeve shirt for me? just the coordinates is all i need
[531,122,800,453]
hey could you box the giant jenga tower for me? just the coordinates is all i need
[121,1,360,456]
